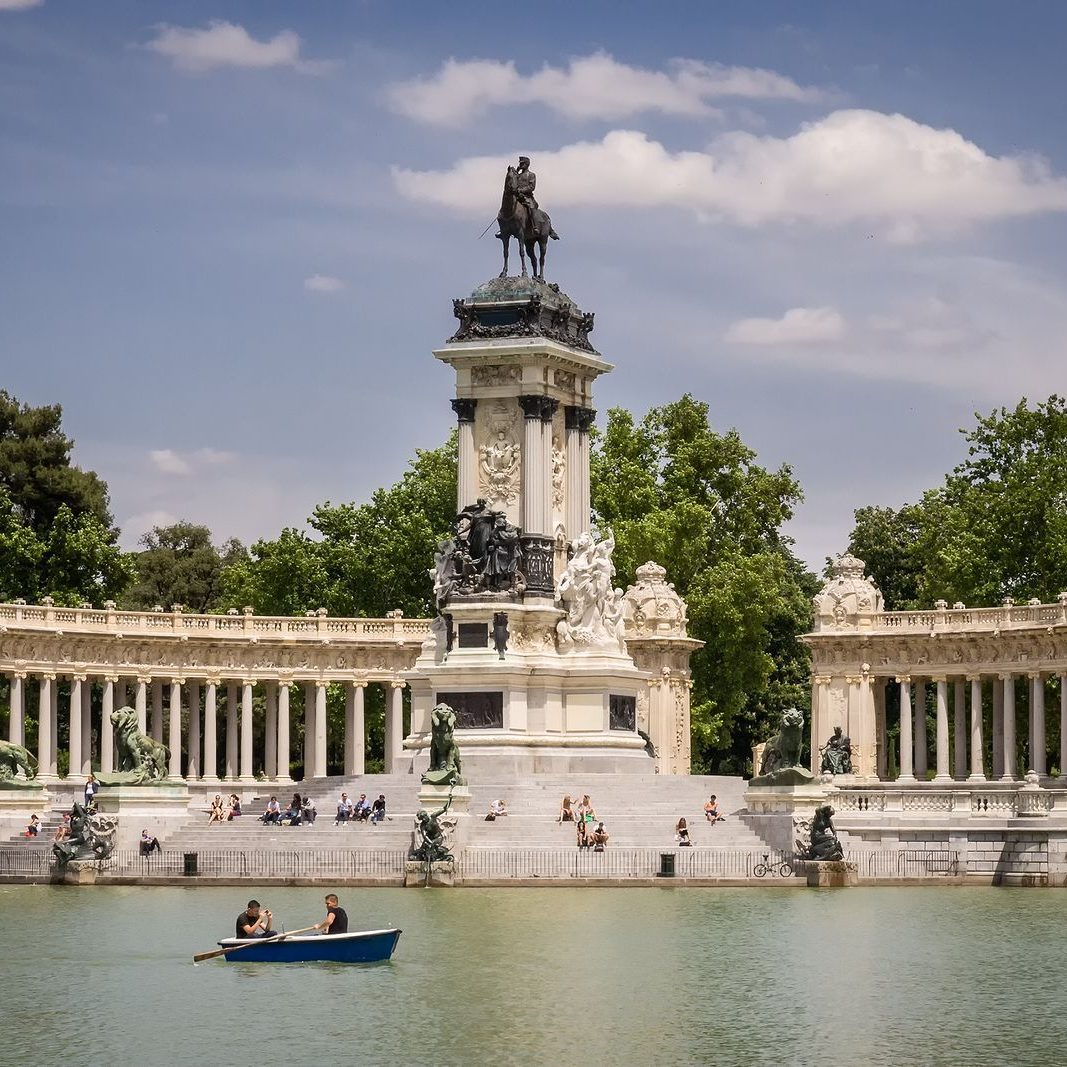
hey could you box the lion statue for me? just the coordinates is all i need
[0,740,38,781]
[421,702,465,787]
[108,705,168,784]
[758,706,805,776]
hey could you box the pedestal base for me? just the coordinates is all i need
[96,783,192,848]
[404,860,456,887]
[804,860,858,888]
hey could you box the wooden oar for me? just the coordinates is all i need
[193,924,320,963]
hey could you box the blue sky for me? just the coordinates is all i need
[2,2,1066,570]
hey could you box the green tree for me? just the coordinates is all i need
[0,390,113,534]
[221,435,457,617]
[846,396,1067,608]
[123,522,246,613]
[591,394,815,774]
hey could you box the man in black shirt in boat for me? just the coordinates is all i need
[315,894,348,935]
[235,899,274,939]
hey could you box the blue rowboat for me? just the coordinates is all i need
[218,927,401,964]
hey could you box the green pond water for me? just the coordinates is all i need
[0,884,1061,1066]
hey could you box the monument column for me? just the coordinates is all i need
[37,674,55,779]
[81,676,92,774]
[968,676,985,781]
[518,395,555,595]
[314,681,328,779]
[151,679,164,743]
[187,679,201,781]
[1030,672,1046,776]
[576,407,595,537]
[519,396,545,533]
[451,399,478,509]
[934,677,950,781]
[69,675,84,778]
[385,681,405,772]
[303,682,316,777]
[49,678,58,775]
[897,677,914,781]
[264,682,277,782]
[564,406,583,539]
[135,677,148,735]
[168,679,183,779]
[276,681,291,781]
[992,677,1004,777]
[101,676,116,775]
[345,681,366,777]
[8,671,25,747]
[539,396,559,533]
[1001,673,1016,780]
[240,680,255,781]
[225,681,238,780]
[953,679,967,779]
[913,678,928,779]
[203,680,218,781]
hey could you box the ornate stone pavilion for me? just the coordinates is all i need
[803,555,1067,841]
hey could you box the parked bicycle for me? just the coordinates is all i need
[753,853,794,878]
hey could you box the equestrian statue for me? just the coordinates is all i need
[495,156,559,281]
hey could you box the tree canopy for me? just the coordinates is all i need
[123,522,246,613]
[847,396,1067,608]
[591,395,816,774]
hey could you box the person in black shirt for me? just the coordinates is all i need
[315,894,348,935]
[235,899,273,939]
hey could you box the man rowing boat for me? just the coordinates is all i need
[314,893,349,935]
[235,899,275,939]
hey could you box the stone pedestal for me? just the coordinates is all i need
[96,783,192,848]
[404,860,456,887]
[742,778,833,852]
[0,782,50,839]
[804,860,859,887]
[402,599,651,777]
[60,859,105,885]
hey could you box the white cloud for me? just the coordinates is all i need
[149,449,191,475]
[0,0,43,10]
[304,273,345,293]
[194,448,236,465]
[725,306,846,345]
[146,21,310,73]
[123,509,179,542]
[387,53,823,125]
[393,112,1067,238]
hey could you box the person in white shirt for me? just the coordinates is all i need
[335,793,354,824]
[260,796,282,824]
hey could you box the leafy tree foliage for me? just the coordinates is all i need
[123,522,246,613]
[221,436,457,617]
[591,395,815,774]
[848,397,1067,607]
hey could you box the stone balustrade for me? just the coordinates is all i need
[834,784,1063,819]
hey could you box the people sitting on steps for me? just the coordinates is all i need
[354,794,371,822]
[260,796,282,825]
[704,795,725,824]
[485,798,508,821]
[335,793,353,824]
[208,795,227,823]
[23,814,39,838]
[140,829,162,855]
[676,817,692,846]
[591,822,609,852]
[370,794,386,824]
[282,793,303,826]
[227,794,242,819]
[302,794,317,825]
[557,795,575,823]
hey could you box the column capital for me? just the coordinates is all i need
[170,677,185,687]
[1027,671,1043,680]
[277,674,294,686]
[518,394,546,420]
[314,679,330,690]
[241,678,258,688]
[351,679,368,689]
[965,674,982,683]
[565,405,596,431]
[205,675,221,687]
[930,675,948,684]
[103,674,119,684]
[71,673,87,683]
[895,675,911,684]
[41,672,56,682]
[998,672,1014,681]
[539,396,559,422]
[450,398,477,423]
[390,680,407,690]
[137,675,152,685]
[813,675,832,686]
[13,670,28,680]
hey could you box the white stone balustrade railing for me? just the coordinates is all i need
[834,786,1067,819]
[815,594,1067,634]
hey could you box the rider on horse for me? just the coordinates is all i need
[497,157,559,241]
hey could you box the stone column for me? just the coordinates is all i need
[1001,674,1016,780]
[314,681,328,779]
[874,680,888,780]
[347,682,366,776]
[953,679,967,779]
[934,678,950,781]
[1061,675,1067,781]
[69,675,84,779]
[1031,673,1046,776]
[519,396,547,534]
[264,683,278,781]
[8,672,25,747]
[897,676,914,781]
[49,678,58,775]
[451,399,478,511]
[385,681,405,773]
[187,680,201,780]
[303,682,315,778]
[564,406,583,539]
[37,674,55,779]
[992,678,1004,778]
[203,681,218,781]
[540,397,559,532]
[151,679,164,743]
[576,407,595,536]
[240,680,255,781]
[968,676,985,781]
[276,682,291,782]
[225,682,238,780]
[135,678,148,735]
[101,677,115,775]
[167,680,182,779]
[115,678,126,713]
[913,678,928,779]
[81,677,92,774]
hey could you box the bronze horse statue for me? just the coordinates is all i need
[497,167,558,281]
